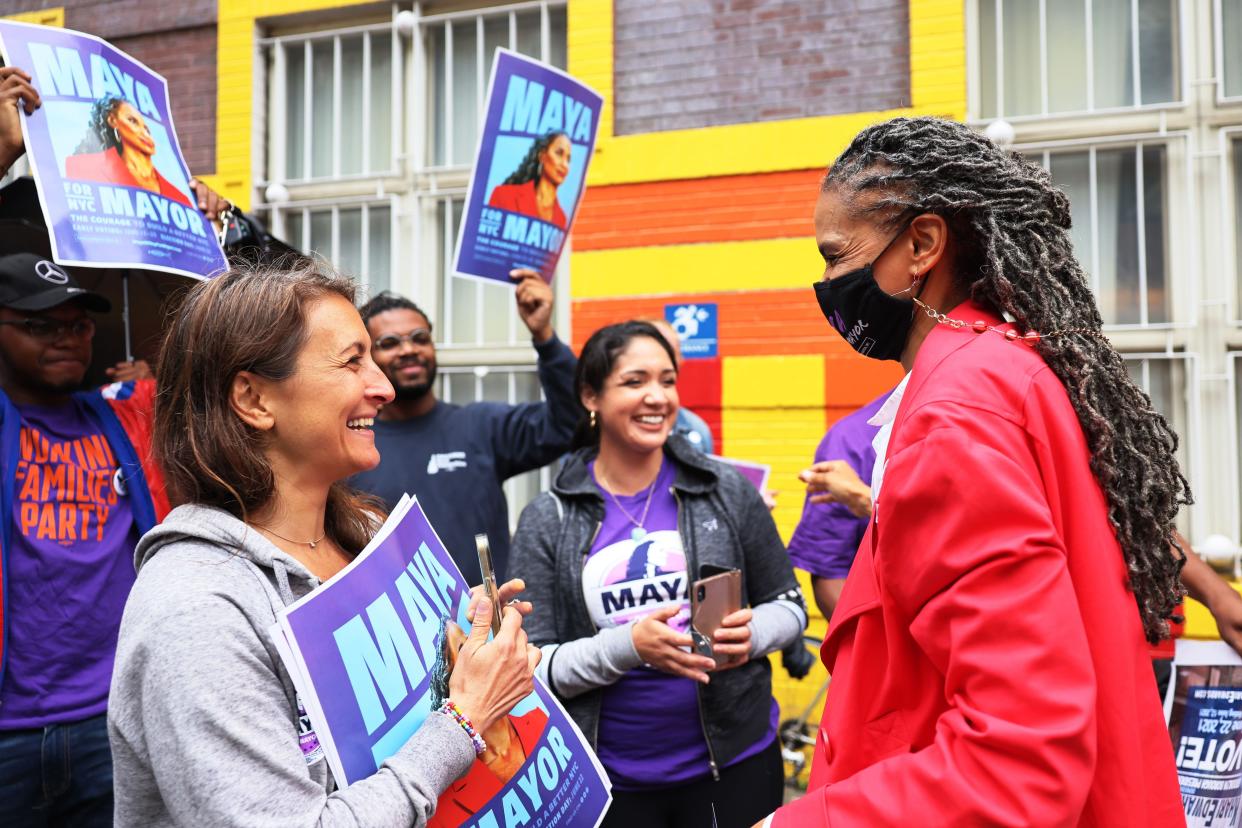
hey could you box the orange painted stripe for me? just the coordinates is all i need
[573,169,824,251]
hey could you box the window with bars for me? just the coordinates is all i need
[1124,354,1194,534]
[281,199,395,297]
[439,364,554,533]
[1223,0,1242,100]
[1038,142,1170,326]
[1235,137,1242,318]
[425,4,567,168]
[270,26,398,182]
[976,0,1180,119]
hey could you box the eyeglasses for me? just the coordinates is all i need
[0,317,96,342]
[374,329,433,352]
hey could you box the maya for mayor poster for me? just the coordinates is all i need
[0,20,227,279]
[453,48,602,286]
[275,496,612,828]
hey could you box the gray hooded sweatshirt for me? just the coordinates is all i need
[108,504,475,827]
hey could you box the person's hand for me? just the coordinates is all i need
[631,605,714,684]
[467,578,533,622]
[510,268,554,344]
[448,599,541,735]
[189,178,231,227]
[709,607,753,670]
[760,489,778,511]
[1208,586,1242,657]
[799,460,872,518]
[105,360,153,382]
[0,67,40,174]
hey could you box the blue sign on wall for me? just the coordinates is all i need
[664,302,718,359]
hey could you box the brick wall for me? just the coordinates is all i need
[0,0,218,174]
[612,0,910,135]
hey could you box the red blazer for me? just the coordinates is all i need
[429,707,549,827]
[65,151,193,207]
[774,301,1182,827]
[487,181,567,229]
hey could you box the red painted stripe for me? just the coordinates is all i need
[573,169,824,251]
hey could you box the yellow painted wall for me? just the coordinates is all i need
[3,7,64,26]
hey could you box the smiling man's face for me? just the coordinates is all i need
[0,303,94,402]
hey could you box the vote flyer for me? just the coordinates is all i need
[0,20,226,278]
[453,49,602,285]
[274,496,611,827]
[1167,639,1242,826]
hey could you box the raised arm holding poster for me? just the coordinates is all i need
[0,20,227,279]
[1167,639,1242,826]
[275,495,612,828]
[453,49,602,285]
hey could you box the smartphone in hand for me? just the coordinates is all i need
[690,568,742,668]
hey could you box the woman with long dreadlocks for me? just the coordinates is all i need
[763,117,1187,826]
[487,131,571,229]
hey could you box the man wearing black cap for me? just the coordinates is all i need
[0,253,167,826]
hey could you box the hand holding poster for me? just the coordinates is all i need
[275,496,611,828]
[453,49,602,285]
[1167,639,1242,826]
[0,20,227,279]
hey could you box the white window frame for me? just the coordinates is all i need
[259,20,402,187]
[1215,0,1242,105]
[966,0,1190,123]
[1015,132,1197,330]
[1122,351,1203,539]
[276,194,399,297]
[1220,126,1242,326]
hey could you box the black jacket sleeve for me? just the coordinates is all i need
[491,334,580,481]
[507,493,562,648]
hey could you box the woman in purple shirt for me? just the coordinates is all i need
[509,321,807,828]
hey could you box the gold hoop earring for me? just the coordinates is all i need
[589,410,597,428]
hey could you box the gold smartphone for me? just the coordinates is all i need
[475,533,504,635]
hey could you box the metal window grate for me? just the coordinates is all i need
[976,0,1181,120]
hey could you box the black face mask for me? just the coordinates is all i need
[813,225,922,362]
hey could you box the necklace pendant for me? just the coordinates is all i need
[308,541,316,549]
[630,527,647,543]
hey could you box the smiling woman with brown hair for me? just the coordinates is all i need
[107,263,540,827]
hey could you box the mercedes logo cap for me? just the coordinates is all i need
[0,253,111,313]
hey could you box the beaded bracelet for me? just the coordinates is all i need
[438,700,487,757]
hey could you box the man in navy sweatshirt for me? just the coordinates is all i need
[353,269,578,585]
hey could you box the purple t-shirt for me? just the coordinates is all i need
[0,400,136,728]
[585,458,776,789]
[786,390,891,580]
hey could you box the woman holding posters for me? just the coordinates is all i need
[66,95,192,206]
[487,130,570,229]
[107,264,540,827]
[509,321,807,828]
[762,117,1186,826]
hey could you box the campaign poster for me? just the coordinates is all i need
[277,497,612,828]
[1168,640,1242,826]
[665,302,719,359]
[0,21,226,279]
[453,49,602,285]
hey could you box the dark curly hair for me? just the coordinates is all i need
[502,131,569,187]
[74,95,127,155]
[358,290,432,328]
[822,116,1191,644]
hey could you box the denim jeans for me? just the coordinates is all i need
[0,712,114,827]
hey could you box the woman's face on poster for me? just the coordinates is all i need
[108,101,156,157]
[539,135,571,187]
